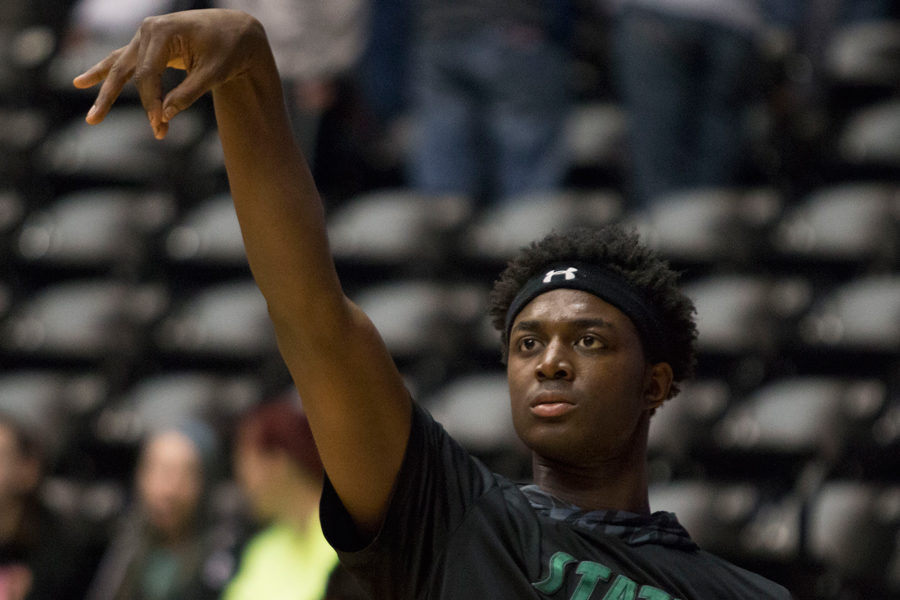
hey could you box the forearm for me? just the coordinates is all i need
[214,43,412,533]
[211,41,348,334]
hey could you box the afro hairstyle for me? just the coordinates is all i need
[489,225,697,400]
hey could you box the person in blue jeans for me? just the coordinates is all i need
[611,0,765,208]
[407,0,573,205]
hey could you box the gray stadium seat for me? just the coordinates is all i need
[95,371,262,444]
[772,182,900,263]
[165,193,246,266]
[328,189,472,267]
[37,108,204,182]
[154,279,276,360]
[648,378,731,464]
[738,494,804,564]
[1,280,168,360]
[0,107,49,156]
[837,100,900,168]
[631,187,781,264]
[682,274,812,355]
[352,279,486,361]
[714,377,886,458]
[808,481,900,582]
[46,0,187,92]
[798,275,900,351]
[0,188,25,240]
[0,370,107,458]
[0,23,56,93]
[825,20,900,88]
[461,190,622,263]
[425,371,518,455]
[649,480,768,559]
[17,188,174,267]
[564,102,627,172]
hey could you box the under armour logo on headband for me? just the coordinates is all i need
[505,262,669,362]
[543,267,578,283]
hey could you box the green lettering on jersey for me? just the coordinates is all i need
[638,586,673,600]
[533,552,578,594]
[601,575,638,600]
[533,554,679,600]
[569,561,613,600]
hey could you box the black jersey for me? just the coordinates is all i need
[320,403,792,600]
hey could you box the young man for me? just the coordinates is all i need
[74,9,791,598]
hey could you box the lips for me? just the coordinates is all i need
[529,391,575,418]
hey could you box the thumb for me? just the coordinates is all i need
[160,68,212,123]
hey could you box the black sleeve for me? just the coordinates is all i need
[320,402,498,600]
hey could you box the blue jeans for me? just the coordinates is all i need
[612,7,761,207]
[408,24,570,204]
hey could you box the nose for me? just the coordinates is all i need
[535,340,573,381]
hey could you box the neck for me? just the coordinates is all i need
[275,471,322,532]
[153,517,197,547]
[531,417,652,515]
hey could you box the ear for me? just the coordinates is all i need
[643,362,674,412]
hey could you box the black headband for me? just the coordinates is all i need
[504,262,668,361]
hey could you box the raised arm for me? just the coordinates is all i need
[74,9,411,536]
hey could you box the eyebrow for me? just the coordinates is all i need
[510,318,615,334]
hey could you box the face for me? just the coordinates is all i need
[507,289,669,467]
[137,431,204,539]
[233,440,283,520]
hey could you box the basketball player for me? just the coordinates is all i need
[74,10,792,598]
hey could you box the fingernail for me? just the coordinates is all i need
[87,104,97,119]
[163,106,175,122]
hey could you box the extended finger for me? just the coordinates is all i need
[84,42,139,125]
[72,52,117,89]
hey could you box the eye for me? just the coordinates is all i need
[577,334,604,350]
[516,336,539,352]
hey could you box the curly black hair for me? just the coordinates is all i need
[489,225,697,400]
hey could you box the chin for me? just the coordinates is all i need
[524,428,623,468]
[520,427,581,463]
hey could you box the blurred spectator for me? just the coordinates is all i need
[0,414,95,600]
[609,0,766,207]
[86,420,230,600]
[223,397,338,600]
[358,0,412,127]
[406,0,574,205]
[213,0,369,168]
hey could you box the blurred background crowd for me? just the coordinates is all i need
[1,0,900,598]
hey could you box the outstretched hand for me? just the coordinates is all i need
[73,9,267,139]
